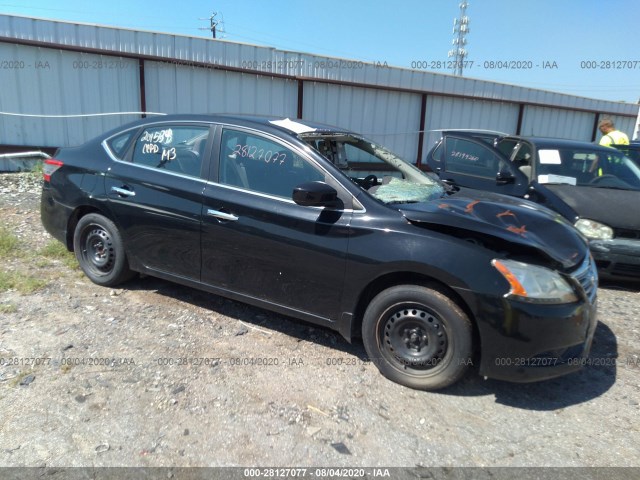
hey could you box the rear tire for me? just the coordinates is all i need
[362,285,473,390]
[73,213,135,287]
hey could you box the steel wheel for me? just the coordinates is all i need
[73,213,135,286]
[80,226,115,274]
[363,285,472,390]
[381,306,448,370]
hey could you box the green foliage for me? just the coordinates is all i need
[0,270,48,293]
[39,240,77,270]
[0,227,19,258]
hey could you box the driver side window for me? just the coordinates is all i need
[219,129,325,198]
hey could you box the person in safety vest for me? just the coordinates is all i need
[599,118,630,147]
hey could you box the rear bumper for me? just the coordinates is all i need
[40,186,72,247]
[476,295,598,383]
[590,238,640,279]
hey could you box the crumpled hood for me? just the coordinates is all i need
[400,189,587,269]
[545,185,640,230]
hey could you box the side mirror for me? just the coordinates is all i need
[496,171,516,185]
[292,181,339,207]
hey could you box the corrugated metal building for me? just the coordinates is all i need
[0,14,638,165]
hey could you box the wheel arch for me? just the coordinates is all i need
[65,205,113,251]
[349,272,480,352]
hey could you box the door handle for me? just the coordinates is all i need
[207,208,238,222]
[111,186,136,197]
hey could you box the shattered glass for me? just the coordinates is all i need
[370,177,444,204]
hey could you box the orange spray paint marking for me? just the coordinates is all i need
[506,225,527,236]
[496,210,517,219]
[464,200,480,213]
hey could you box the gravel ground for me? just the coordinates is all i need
[0,173,639,473]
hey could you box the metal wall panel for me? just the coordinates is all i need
[0,43,139,147]
[421,96,520,155]
[0,14,638,152]
[1,14,637,117]
[144,61,298,117]
[520,106,595,140]
[303,82,422,161]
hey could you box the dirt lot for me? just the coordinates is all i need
[1,172,639,471]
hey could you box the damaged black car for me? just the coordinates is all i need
[41,115,597,390]
[427,132,640,281]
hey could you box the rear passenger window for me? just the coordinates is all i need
[131,125,209,178]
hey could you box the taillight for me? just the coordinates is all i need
[43,159,64,182]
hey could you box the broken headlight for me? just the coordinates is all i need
[492,259,578,304]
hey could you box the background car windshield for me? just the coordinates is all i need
[304,134,444,204]
[536,148,640,190]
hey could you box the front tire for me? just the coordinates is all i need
[73,213,135,287]
[362,285,472,390]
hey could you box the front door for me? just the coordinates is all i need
[432,135,528,197]
[200,127,353,321]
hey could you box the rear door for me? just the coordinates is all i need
[428,134,529,197]
[200,126,353,321]
[104,122,213,279]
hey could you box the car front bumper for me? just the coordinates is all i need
[474,294,598,383]
[589,238,640,279]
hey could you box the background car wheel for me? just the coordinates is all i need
[362,285,472,390]
[73,213,135,287]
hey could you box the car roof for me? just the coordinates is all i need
[500,136,622,151]
[437,130,626,152]
[108,114,348,138]
[432,129,509,136]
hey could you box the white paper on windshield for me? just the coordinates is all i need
[539,149,562,164]
[269,118,317,134]
[538,174,576,185]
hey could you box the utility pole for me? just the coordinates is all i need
[448,2,470,76]
[199,12,220,39]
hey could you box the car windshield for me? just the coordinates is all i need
[301,133,444,204]
[533,146,640,190]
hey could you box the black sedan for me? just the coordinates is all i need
[426,131,640,280]
[41,115,598,390]
[613,141,640,167]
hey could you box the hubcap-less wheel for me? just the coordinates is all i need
[383,307,448,370]
[82,227,114,273]
[362,285,473,390]
[73,213,135,287]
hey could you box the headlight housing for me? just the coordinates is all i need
[492,259,578,304]
[574,219,613,240]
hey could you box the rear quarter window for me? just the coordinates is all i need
[106,131,135,159]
